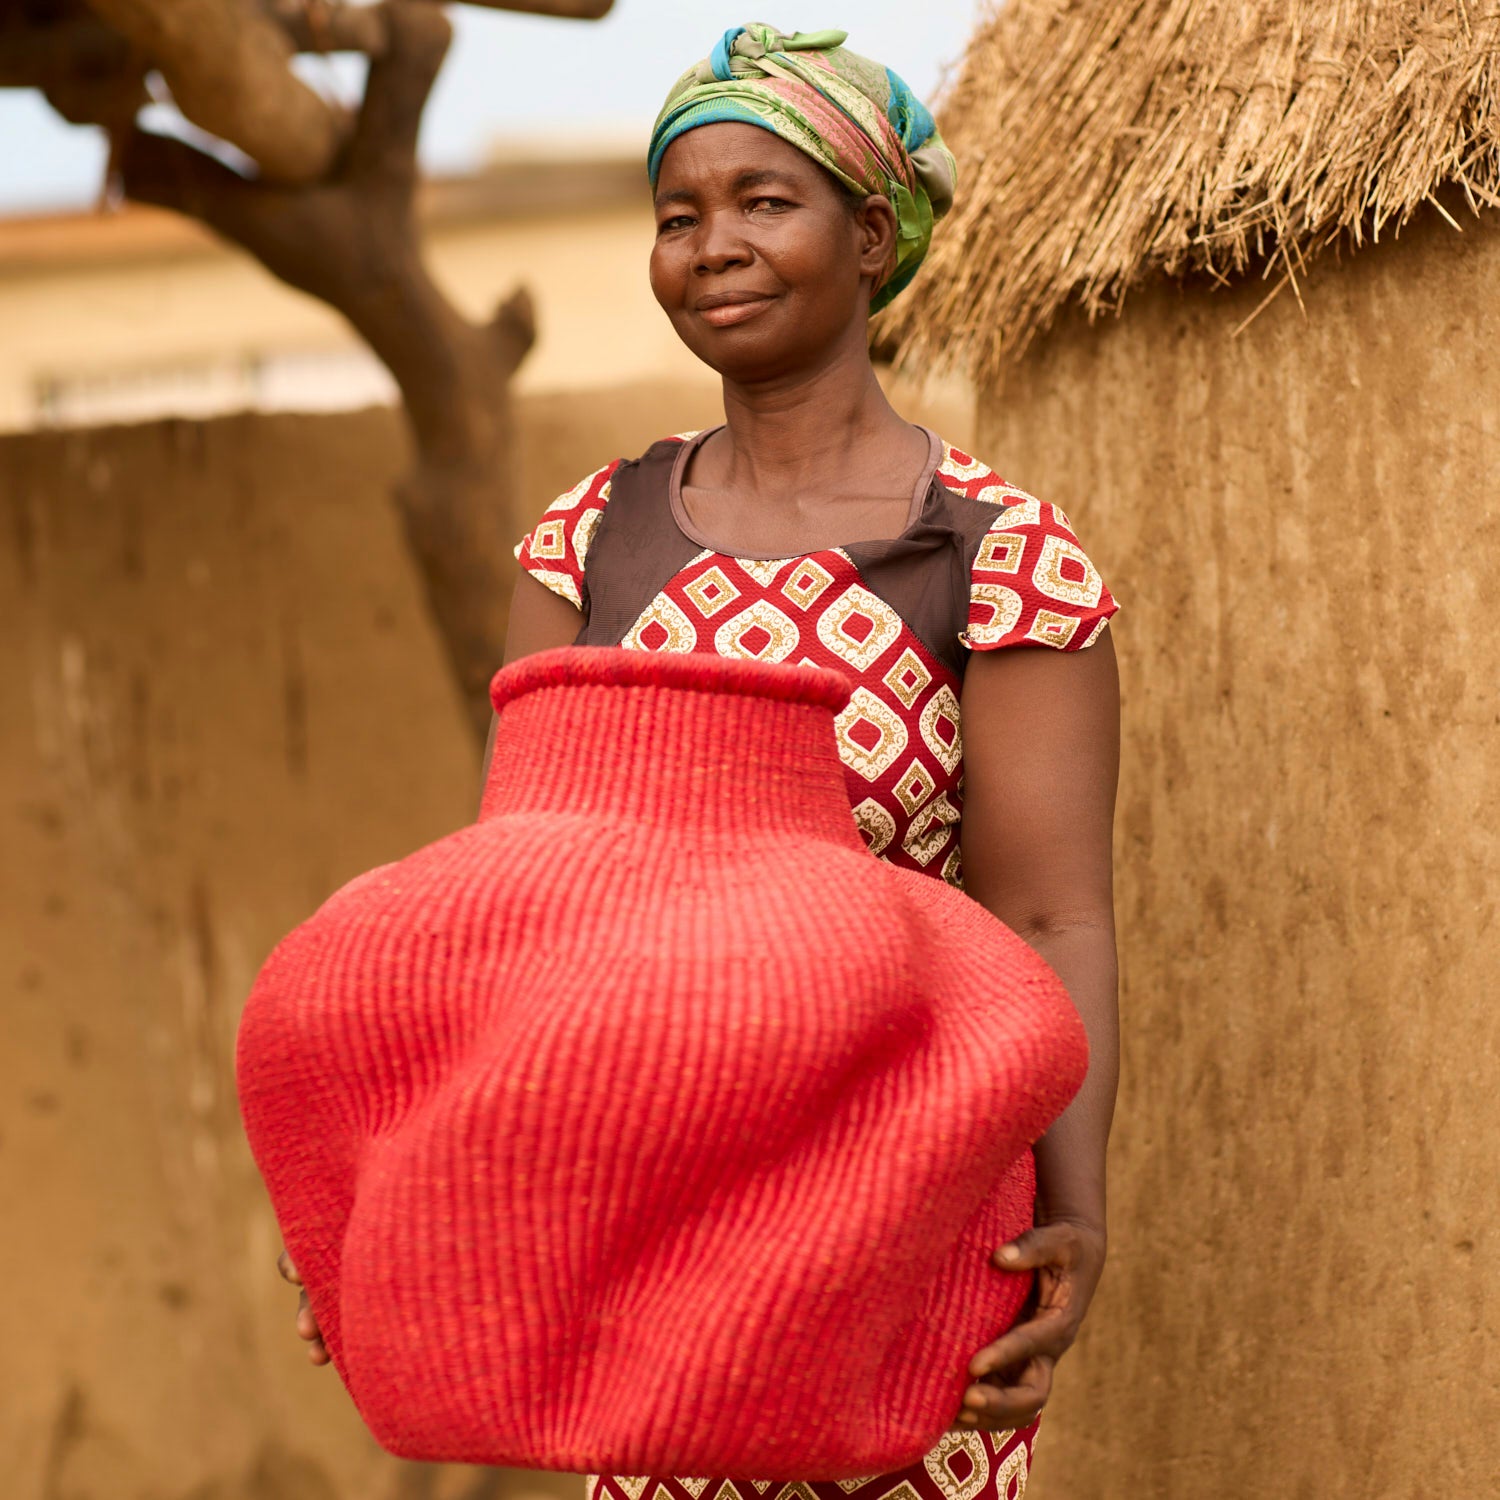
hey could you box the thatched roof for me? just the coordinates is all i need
[884,0,1500,382]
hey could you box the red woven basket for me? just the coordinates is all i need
[236,647,1088,1480]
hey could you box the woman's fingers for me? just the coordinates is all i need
[953,1218,1107,1431]
[295,1288,318,1339]
[993,1223,1076,1272]
[278,1247,331,1367]
[956,1357,1054,1431]
[968,1305,1075,1379]
[296,1292,331,1365]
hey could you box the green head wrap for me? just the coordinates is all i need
[649,22,957,312]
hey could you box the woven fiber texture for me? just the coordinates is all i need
[236,647,1089,1479]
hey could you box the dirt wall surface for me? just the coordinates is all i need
[0,382,724,1500]
[970,204,1500,1498]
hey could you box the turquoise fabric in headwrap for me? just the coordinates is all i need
[648,22,957,313]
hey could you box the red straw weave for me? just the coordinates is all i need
[236,648,1088,1479]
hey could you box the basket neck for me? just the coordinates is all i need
[480,672,862,845]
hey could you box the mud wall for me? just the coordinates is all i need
[0,382,724,1500]
[974,204,1500,1498]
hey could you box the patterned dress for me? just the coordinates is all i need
[514,426,1118,1500]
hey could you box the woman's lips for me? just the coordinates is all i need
[696,296,774,328]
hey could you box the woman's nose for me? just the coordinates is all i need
[693,211,751,273]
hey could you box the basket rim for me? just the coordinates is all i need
[489,646,854,715]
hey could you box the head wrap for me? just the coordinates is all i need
[648,22,957,313]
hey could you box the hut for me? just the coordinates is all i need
[883,3,1500,1497]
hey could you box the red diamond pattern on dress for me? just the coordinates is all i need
[893,760,936,817]
[884,648,931,711]
[516,441,1118,891]
[685,566,741,618]
[714,600,801,663]
[919,688,963,775]
[628,548,962,881]
[937,441,1117,653]
[1025,611,1079,648]
[903,792,961,867]
[531,518,567,560]
[817,584,902,671]
[782,558,836,609]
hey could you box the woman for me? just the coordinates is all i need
[281,22,1120,1500]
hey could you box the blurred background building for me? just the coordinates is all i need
[0,143,721,432]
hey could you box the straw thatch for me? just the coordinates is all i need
[884,0,1500,381]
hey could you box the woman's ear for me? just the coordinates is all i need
[855,193,899,298]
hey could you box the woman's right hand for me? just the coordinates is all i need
[277,1249,331,1366]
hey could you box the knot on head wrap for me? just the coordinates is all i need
[648,22,957,313]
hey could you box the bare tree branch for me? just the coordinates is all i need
[267,1,391,57]
[85,0,349,182]
[0,4,386,109]
[0,2,145,124]
[0,0,617,103]
[0,16,126,87]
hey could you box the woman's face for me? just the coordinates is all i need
[649,122,895,384]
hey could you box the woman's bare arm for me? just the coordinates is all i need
[952,631,1122,1431]
[479,571,588,793]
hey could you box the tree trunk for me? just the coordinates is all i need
[118,1,536,738]
[0,0,643,736]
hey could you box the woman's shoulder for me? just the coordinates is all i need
[931,438,1063,521]
[927,436,1119,654]
[512,433,704,607]
[544,431,704,507]
[929,435,1097,546]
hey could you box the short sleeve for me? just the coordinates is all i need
[513,460,621,612]
[960,489,1119,652]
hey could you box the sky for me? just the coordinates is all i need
[0,2,985,215]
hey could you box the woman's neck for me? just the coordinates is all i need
[711,337,918,500]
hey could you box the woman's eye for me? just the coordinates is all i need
[749,197,791,213]
[656,215,695,234]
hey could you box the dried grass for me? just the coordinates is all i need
[882,0,1500,382]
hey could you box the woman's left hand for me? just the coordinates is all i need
[953,1218,1107,1432]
